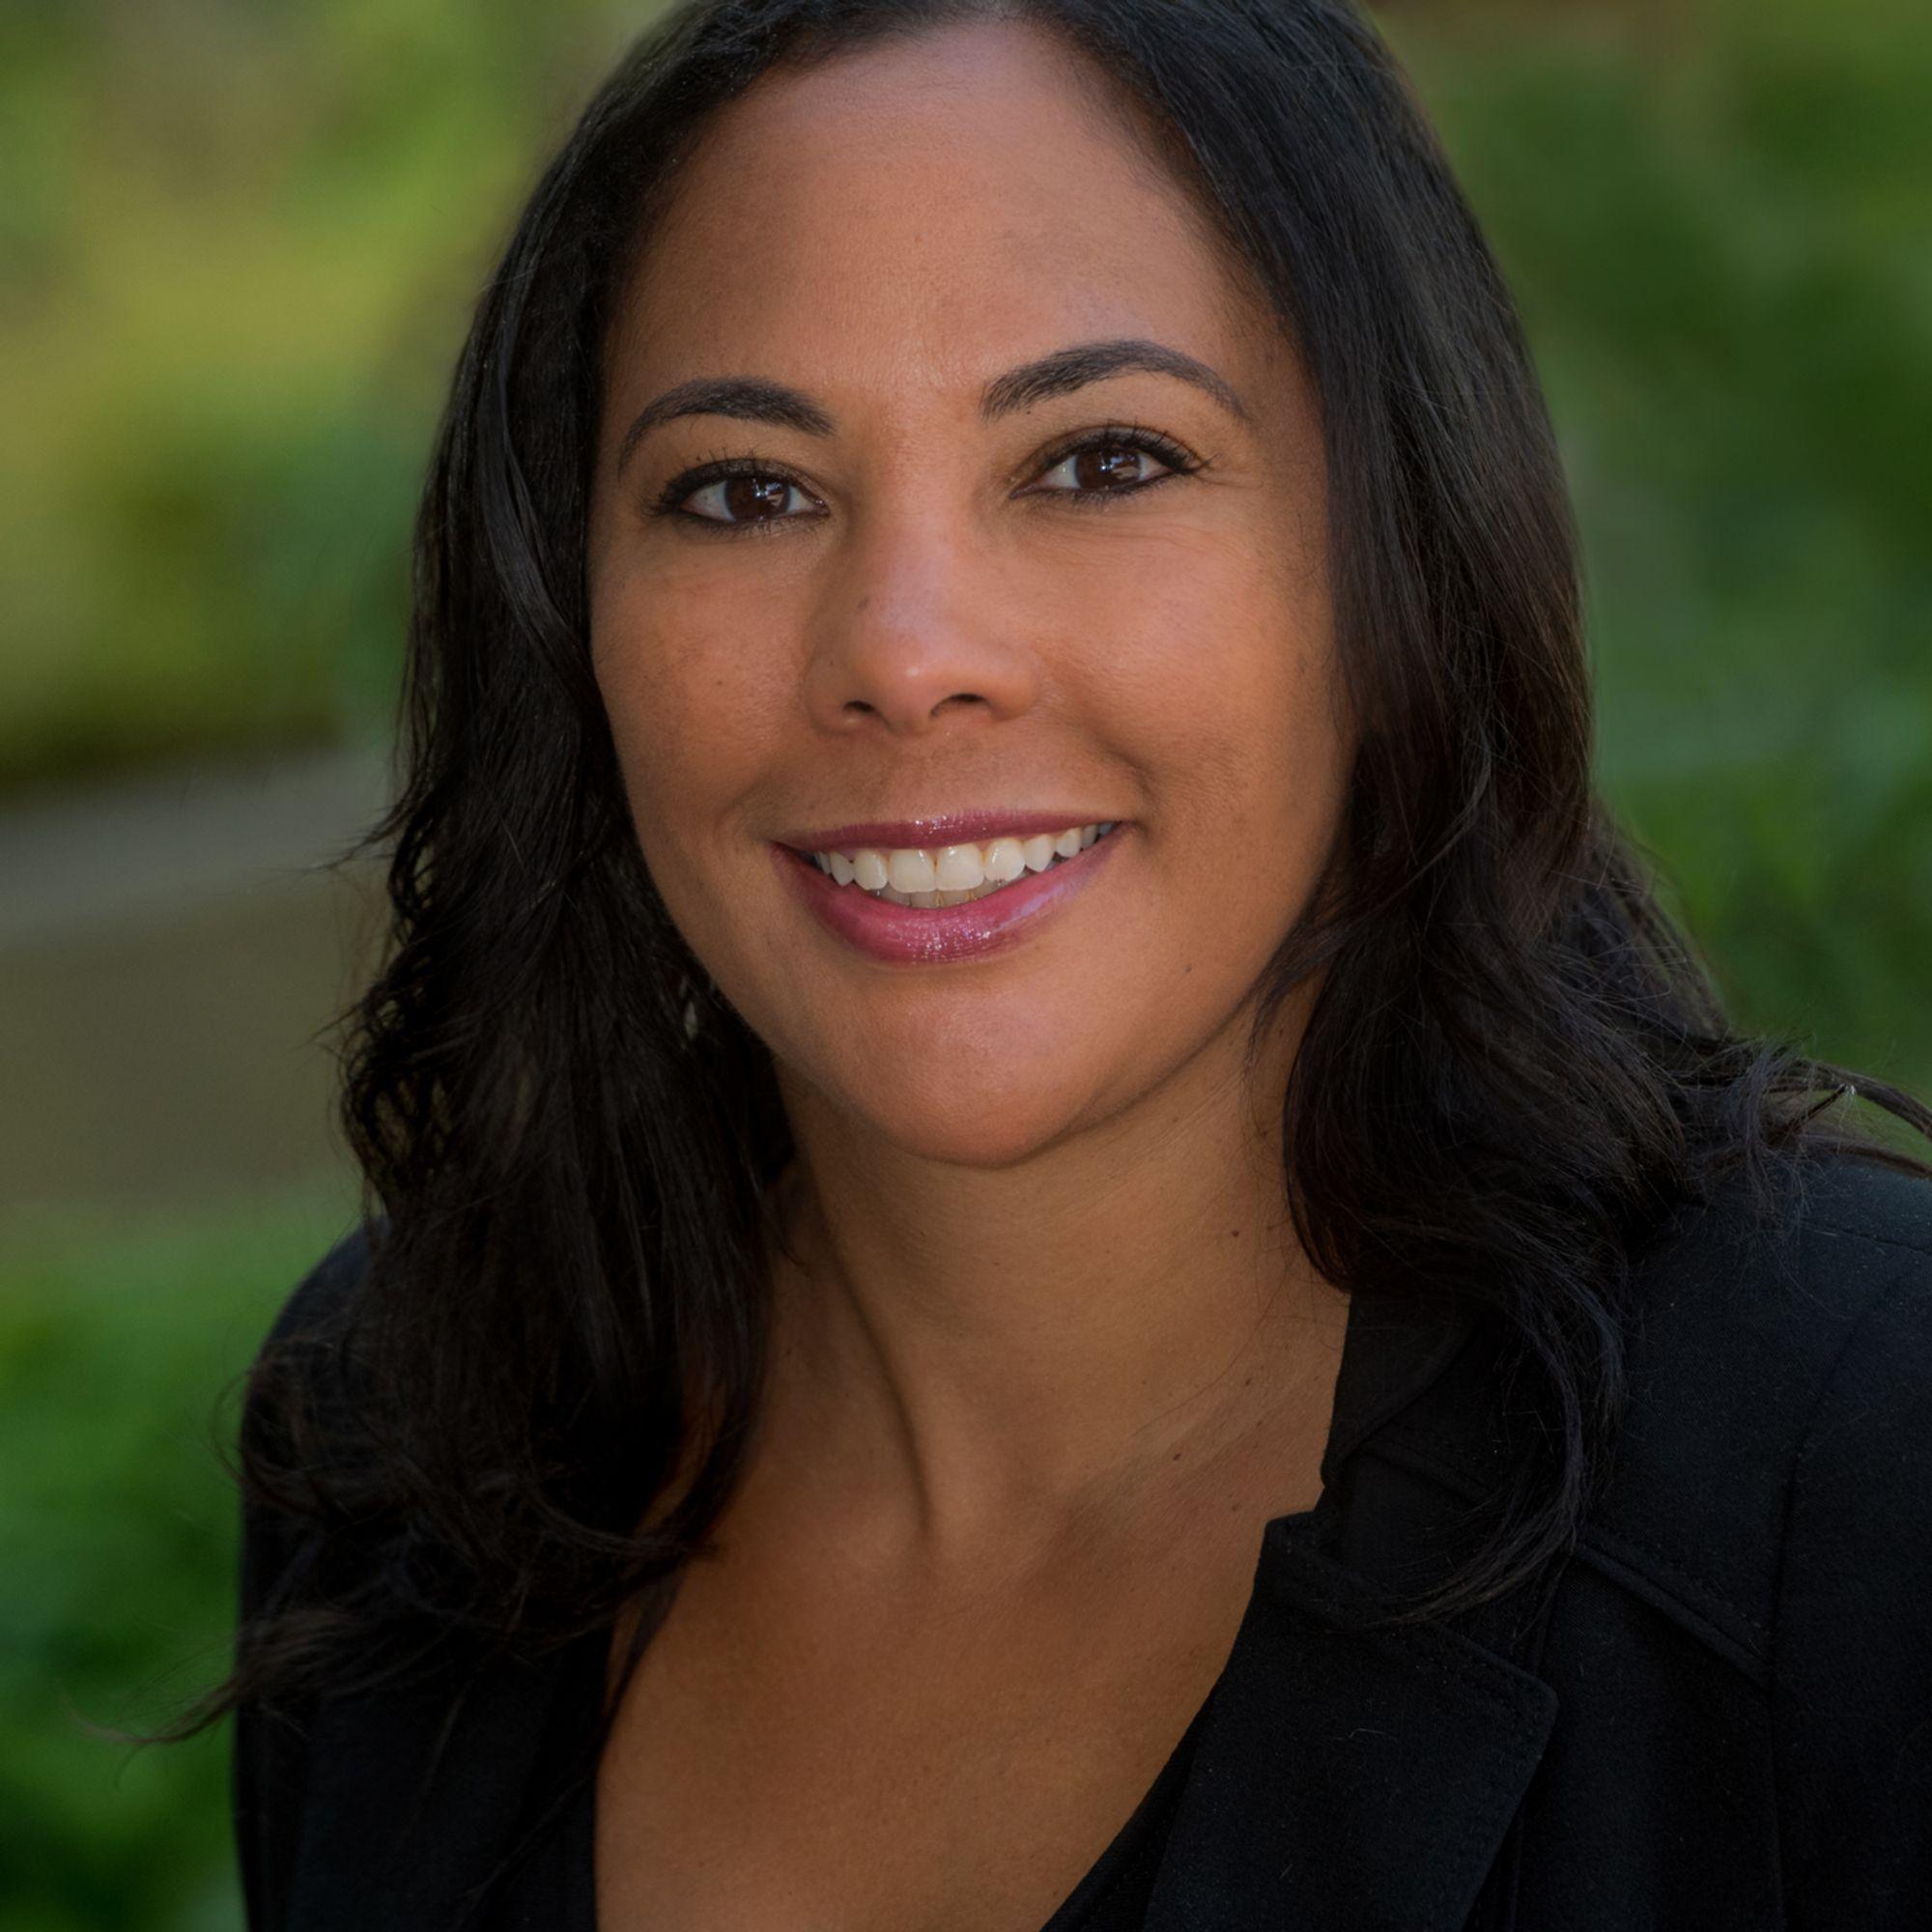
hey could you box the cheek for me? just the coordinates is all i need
[591,559,781,809]
[588,576,792,932]
[1069,523,1345,888]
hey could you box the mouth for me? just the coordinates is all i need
[771,820,1128,965]
[788,819,1121,906]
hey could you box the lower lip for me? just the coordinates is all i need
[772,829,1127,965]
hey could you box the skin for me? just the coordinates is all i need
[585,19,1359,1930]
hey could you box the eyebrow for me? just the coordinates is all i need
[612,336,1251,475]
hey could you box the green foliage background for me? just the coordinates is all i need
[1,1,1925,1926]
[1,1192,348,1932]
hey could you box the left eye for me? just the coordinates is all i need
[1035,442,1174,494]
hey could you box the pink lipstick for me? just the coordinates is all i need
[772,823,1126,965]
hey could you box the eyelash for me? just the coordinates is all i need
[645,423,1208,536]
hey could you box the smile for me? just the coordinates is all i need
[772,821,1127,965]
[806,821,1119,906]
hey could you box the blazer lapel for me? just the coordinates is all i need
[1145,1282,1559,1930]
[1145,1524,1556,1930]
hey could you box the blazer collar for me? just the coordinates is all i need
[1146,1278,1559,1930]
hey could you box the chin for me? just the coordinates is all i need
[833,1053,1107,1171]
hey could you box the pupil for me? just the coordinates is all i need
[1076,446,1140,491]
[724,474,788,520]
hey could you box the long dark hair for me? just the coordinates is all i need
[198,0,1932,1734]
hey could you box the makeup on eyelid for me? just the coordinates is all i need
[645,423,1208,529]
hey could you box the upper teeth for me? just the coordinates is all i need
[810,822,1117,902]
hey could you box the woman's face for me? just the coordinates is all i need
[587,20,1350,1167]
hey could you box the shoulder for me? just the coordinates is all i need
[1615,1145,1932,1448]
[236,1220,386,1618]
[238,1218,382,1464]
[1584,1148,1932,1669]
[260,1220,378,1362]
[1752,1158,1932,1909]
[231,1220,386,1929]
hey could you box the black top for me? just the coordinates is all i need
[233,1151,1932,1929]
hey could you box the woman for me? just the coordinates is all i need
[210,1,1932,1926]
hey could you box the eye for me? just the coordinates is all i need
[652,457,826,533]
[648,424,1206,534]
[1024,424,1204,506]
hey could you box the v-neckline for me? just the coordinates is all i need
[549,1639,1217,1932]
[536,1276,1481,1930]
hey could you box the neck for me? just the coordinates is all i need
[755,988,1350,1577]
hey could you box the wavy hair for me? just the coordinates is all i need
[185,0,1932,1736]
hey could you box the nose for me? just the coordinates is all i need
[801,511,1039,737]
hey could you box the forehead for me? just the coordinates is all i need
[609,19,1278,400]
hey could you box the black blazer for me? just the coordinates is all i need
[232,1151,1932,1928]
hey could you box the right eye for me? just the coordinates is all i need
[654,460,826,533]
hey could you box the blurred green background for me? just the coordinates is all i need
[1,0,1926,1924]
